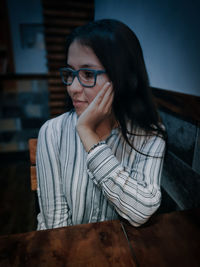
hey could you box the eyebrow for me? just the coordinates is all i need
[67,63,100,69]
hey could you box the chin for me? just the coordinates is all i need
[75,107,85,116]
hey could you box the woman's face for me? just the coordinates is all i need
[66,41,110,116]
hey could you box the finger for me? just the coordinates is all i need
[100,92,114,113]
[98,86,113,110]
[100,81,112,95]
[93,82,111,105]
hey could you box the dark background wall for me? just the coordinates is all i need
[95,0,200,97]
[7,0,47,73]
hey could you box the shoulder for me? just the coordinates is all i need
[38,110,77,139]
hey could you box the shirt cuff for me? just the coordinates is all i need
[86,144,121,185]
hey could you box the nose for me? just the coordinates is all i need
[68,75,83,94]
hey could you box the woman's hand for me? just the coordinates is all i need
[76,82,114,152]
[77,81,113,132]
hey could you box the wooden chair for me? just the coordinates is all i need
[28,139,38,191]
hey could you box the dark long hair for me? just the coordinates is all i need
[65,19,167,154]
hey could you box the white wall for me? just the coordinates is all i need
[7,0,47,74]
[95,0,200,96]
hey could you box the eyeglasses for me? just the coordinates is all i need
[59,67,106,88]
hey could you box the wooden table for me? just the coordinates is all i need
[0,209,199,267]
[122,208,200,267]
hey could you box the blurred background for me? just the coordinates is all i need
[0,0,199,235]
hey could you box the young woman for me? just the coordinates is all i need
[36,19,166,230]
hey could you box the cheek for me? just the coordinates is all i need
[85,85,102,104]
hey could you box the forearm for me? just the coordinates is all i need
[76,125,100,152]
[87,143,164,226]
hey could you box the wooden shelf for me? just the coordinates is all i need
[43,9,93,19]
[44,18,90,27]
[0,73,47,80]
[42,1,94,10]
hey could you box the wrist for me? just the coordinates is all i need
[76,125,100,152]
[76,124,94,136]
[88,140,106,154]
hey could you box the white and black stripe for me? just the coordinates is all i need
[36,110,166,230]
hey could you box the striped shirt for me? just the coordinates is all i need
[36,110,165,230]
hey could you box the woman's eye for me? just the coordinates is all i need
[83,71,94,79]
[66,71,73,77]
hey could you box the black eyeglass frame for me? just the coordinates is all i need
[59,67,106,88]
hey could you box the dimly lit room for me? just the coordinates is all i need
[0,0,200,266]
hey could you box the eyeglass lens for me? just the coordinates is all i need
[62,69,96,86]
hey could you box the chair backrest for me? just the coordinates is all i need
[28,138,38,191]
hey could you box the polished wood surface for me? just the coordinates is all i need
[0,220,136,267]
[122,208,200,267]
[0,209,199,267]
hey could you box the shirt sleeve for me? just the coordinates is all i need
[36,120,71,230]
[86,135,166,227]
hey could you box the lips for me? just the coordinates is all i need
[73,99,85,104]
[72,100,87,108]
